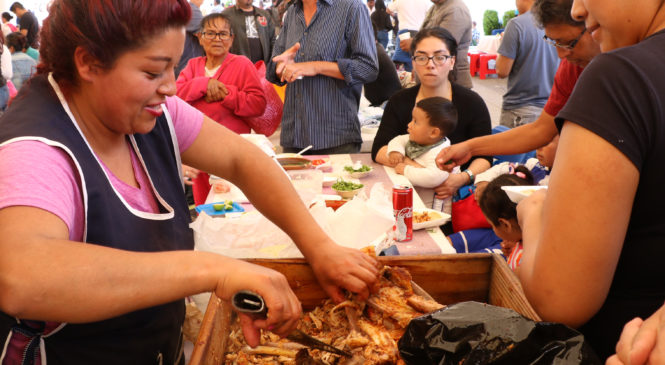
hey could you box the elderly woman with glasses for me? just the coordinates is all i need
[371,27,492,215]
[176,12,266,205]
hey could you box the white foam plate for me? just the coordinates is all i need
[501,185,548,203]
[412,209,451,230]
[322,175,337,187]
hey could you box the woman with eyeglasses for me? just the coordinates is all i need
[371,27,492,215]
[176,12,266,205]
[0,1,380,363]
[513,0,665,361]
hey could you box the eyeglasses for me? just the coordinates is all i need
[543,27,586,50]
[411,54,454,66]
[201,31,232,41]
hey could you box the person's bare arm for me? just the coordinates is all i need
[182,117,379,301]
[374,145,394,167]
[0,206,301,343]
[516,122,638,327]
[434,157,491,200]
[437,112,558,170]
[608,304,665,365]
[470,112,557,156]
[495,54,514,79]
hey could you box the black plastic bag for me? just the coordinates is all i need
[398,301,601,364]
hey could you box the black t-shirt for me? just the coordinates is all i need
[19,10,39,48]
[243,10,264,64]
[371,10,393,32]
[363,43,401,107]
[556,30,665,360]
[371,83,492,170]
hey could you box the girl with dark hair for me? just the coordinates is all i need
[372,27,492,232]
[176,12,267,205]
[447,134,558,256]
[5,31,36,90]
[0,1,378,363]
[370,0,392,49]
[478,166,535,271]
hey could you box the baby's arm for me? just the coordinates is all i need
[394,158,424,174]
[404,165,450,188]
[386,135,410,165]
[475,161,512,184]
[402,157,424,168]
[389,152,405,165]
[402,147,451,187]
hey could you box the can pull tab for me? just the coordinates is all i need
[231,290,268,319]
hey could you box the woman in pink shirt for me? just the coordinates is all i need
[176,13,266,205]
[0,1,378,363]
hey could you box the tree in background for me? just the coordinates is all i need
[502,10,517,28]
[483,10,500,35]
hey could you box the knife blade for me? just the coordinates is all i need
[231,290,352,357]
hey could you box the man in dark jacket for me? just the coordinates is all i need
[223,0,276,65]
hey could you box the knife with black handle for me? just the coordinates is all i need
[231,290,352,357]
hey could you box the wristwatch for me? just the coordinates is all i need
[463,169,475,184]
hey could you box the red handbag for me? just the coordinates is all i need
[451,186,491,233]
[245,61,283,137]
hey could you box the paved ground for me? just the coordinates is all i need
[471,74,507,127]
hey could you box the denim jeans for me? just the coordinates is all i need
[11,53,37,90]
[376,30,389,49]
[499,105,543,128]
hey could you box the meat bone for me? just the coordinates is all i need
[231,290,353,358]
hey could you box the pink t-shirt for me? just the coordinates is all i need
[0,96,204,241]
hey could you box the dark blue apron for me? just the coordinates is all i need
[0,74,194,365]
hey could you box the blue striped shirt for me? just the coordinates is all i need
[267,0,378,150]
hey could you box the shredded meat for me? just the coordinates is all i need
[223,266,445,364]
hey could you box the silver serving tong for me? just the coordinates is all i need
[231,290,352,358]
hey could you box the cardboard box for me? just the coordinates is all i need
[189,253,539,365]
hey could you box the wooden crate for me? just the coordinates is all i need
[188,253,539,365]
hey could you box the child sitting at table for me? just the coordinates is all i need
[478,166,535,271]
[446,135,559,256]
[386,96,460,213]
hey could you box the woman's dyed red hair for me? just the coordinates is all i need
[38,0,191,91]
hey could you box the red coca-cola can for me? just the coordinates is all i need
[392,185,413,242]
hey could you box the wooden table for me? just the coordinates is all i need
[203,153,455,255]
[328,154,453,255]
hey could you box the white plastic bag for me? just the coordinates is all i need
[325,183,394,249]
[191,182,395,258]
[191,211,303,259]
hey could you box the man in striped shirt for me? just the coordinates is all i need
[267,0,378,154]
